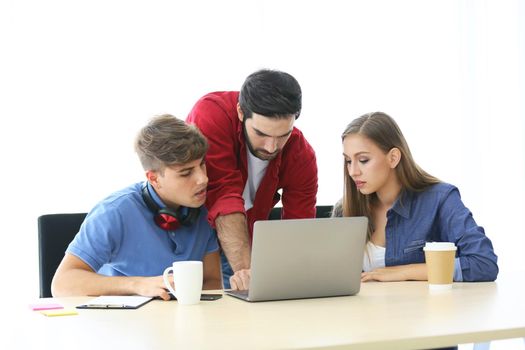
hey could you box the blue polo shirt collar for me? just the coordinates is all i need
[146,181,165,208]
[145,181,190,215]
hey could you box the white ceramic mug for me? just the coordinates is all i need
[163,261,203,305]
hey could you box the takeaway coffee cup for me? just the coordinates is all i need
[163,261,203,305]
[423,242,457,290]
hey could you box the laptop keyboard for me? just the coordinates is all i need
[226,289,249,299]
[233,290,249,296]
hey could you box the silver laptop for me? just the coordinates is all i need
[226,217,368,302]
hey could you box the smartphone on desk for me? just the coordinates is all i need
[200,294,223,301]
[159,293,222,301]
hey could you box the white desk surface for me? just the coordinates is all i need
[7,274,525,350]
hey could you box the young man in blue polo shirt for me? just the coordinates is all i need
[52,115,222,300]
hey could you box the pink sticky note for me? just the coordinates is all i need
[29,303,64,311]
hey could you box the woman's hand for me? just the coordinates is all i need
[361,263,427,282]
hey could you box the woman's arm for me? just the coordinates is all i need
[361,263,427,282]
[438,187,498,282]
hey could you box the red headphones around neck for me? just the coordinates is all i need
[141,184,200,231]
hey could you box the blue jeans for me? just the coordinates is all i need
[220,250,233,289]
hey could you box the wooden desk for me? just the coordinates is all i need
[9,275,525,350]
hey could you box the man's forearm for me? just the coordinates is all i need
[52,268,142,297]
[215,212,251,271]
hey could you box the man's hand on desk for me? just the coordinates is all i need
[52,254,173,300]
[133,275,173,301]
[229,269,251,290]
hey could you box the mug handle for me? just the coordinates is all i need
[163,266,177,297]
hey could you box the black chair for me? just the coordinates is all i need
[37,213,87,298]
[268,205,334,220]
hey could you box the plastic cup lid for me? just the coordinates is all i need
[423,242,457,251]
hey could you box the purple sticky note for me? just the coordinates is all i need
[29,303,64,311]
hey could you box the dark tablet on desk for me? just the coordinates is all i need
[162,293,222,301]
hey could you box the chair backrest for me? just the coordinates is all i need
[268,205,334,220]
[37,213,87,298]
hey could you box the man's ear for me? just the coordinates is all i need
[237,103,244,123]
[146,170,159,188]
[388,148,401,169]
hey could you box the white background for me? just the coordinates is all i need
[0,1,524,348]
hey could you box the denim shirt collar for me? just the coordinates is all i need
[390,190,413,219]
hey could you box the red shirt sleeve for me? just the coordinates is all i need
[280,131,318,219]
[187,92,246,228]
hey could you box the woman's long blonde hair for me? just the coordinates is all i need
[341,112,440,239]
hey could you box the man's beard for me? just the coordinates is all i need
[242,119,279,161]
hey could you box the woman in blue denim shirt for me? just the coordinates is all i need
[335,112,498,283]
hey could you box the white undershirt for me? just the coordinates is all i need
[362,241,386,272]
[242,148,269,211]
